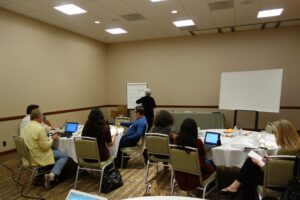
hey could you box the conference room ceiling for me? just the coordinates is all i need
[0,0,300,43]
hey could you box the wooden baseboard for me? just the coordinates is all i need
[0,149,16,156]
[1,104,299,123]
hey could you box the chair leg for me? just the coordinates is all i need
[27,169,36,192]
[74,167,80,189]
[121,152,124,169]
[170,170,174,189]
[202,185,207,199]
[99,169,105,194]
[141,152,146,167]
[145,161,150,184]
[16,166,24,185]
[171,172,175,196]
[156,164,159,173]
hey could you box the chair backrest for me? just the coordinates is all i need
[169,144,202,183]
[74,137,101,166]
[13,136,32,167]
[265,122,274,134]
[145,133,169,156]
[263,155,296,194]
[115,117,130,126]
[137,124,148,147]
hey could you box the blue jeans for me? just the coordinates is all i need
[51,150,68,176]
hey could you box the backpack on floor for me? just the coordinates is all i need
[101,168,123,193]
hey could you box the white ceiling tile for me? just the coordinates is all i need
[211,8,235,27]
[0,0,300,43]
[259,0,286,10]
[234,0,260,25]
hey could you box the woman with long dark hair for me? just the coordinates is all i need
[174,118,215,191]
[82,108,117,162]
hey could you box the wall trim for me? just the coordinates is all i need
[0,105,111,122]
[0,149,16,156]
[1,104,299,123]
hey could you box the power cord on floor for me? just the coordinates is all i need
[0,161,45,200]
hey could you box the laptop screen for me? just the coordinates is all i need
[66,190,106,200]
[204,132,220,145]
[65,122,78,133]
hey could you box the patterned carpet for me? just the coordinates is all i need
[0,152,218,200]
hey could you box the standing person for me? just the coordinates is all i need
[82,108,118,162]
[136,88,156,130]
[174,118,216,192]
[221,119,300,200]
[20,108,69,189]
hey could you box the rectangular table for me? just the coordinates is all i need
[172,111,225,132]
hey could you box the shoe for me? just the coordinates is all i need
[44,174,53,190]
[220,188,238,198]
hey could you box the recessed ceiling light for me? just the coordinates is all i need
[171,10,178,14]
[173,19,195,27]
[150,0,166,2]
[94,21,100,24]
[105,28,127,35]
[54,4,86,15]
[257,8,283,18]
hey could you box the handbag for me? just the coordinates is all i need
[101,168,123,193]
[281,156,300,200]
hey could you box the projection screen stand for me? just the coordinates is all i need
[233,110,259,131]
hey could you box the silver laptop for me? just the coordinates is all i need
[66,189,107,200]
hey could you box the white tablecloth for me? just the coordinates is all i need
[57,125,123,163]
[200,129,278,168]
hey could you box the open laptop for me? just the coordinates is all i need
[60,122,78,138]
[66,189,107,200]
[204,131,221,150]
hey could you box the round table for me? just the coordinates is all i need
[199,129,278,168]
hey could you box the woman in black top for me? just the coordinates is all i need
[82,108,117,161]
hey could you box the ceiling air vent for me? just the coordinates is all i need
[120,13,146,21]
[208,0,234,11]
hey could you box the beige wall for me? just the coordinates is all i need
[1,8,300,152]
[106,26,300,129]
[0,8,107,152]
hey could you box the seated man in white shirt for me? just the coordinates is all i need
[20,104,40,131]
[20,104,52,134]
